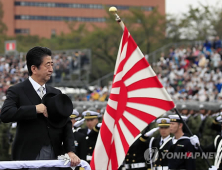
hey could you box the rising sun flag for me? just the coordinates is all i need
[90,9,175,170]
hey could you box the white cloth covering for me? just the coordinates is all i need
[0,160,91,170]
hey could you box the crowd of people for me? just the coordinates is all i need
[80,85,111,102]
[0,51,91,104]
[1,38,222,108]
[154,36,222,102]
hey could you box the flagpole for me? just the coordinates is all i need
[109,7,125,31]
[174,108,212,168]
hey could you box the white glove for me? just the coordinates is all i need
[58,153,71,165]
[74,118,85,128]
[209,165,217,170]
[144,127,159,137]
[216,115,222,122]
[12,122,17,128]
[190,135,200,149]
[58,154,91,170]
[97,123,102,128]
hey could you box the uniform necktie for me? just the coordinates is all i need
[39,86,44,99]
[160,140,164,146]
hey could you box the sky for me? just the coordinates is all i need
[166,0,222,16]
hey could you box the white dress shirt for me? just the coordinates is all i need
[29,76,46,97]
[160,135,171,146]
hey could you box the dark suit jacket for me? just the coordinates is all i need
[73,130,87,160]
[151,136,173,167]
[0,79,75,160]
[78,127,99,163]
[168,135,196,170]
[125,135,148,166]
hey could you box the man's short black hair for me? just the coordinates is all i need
[26,46,52,76]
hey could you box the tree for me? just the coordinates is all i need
[15,35,41,52]
[211,5,222,38]
[166,3,222,40]
[124,8,166,54]
[80,14,122,81]
[79,8,167,81]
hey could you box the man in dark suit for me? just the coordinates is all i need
[124,131,150,170]
[78,107,101,163]
[168,115,196,170]
[124,126,159,170]
[70,109,87,160]
[0,47,80,168]
[149,118,172,170]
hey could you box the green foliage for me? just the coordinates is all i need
[79,8,167,80]
[15,35,41,52]
[167,2,222,40]
[80,13,122,80]
[124,7,166,54]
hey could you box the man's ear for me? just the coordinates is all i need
[31,65,37,75]
[179,122,183,129]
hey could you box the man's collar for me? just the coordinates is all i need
[172,133,190,144]
[161,135,171,142]
[29,76,45,91]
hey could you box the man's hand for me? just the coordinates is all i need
[36,104,48,117]
[68,152,81,167]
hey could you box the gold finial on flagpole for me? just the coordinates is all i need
[109,6,125,30]
[109,6,117,13]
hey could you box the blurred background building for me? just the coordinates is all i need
[1,0,165,38]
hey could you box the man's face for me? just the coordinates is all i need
[86,118,98,130]
[32,56,53,83]
[189,110,194,115]
[200,109,206,115]
[170,122,180,134]
[159,126,170,138]
[181,109,188,115]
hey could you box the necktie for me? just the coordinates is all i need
[160,140,164,146]
[39,86,44,99]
